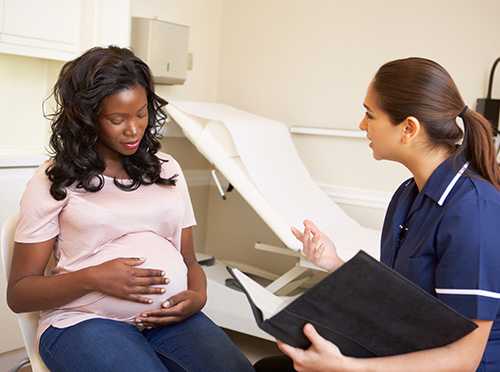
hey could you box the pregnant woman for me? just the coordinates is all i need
[7,46,253,372]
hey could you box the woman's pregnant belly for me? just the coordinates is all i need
[57,232,187,322]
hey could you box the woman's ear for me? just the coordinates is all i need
[400,116,421,144]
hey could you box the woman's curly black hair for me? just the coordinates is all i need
[45,46,177,200]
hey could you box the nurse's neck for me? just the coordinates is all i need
[402,148,452,192]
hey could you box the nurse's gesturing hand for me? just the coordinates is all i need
[291,220,344,272]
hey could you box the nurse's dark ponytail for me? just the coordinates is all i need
[373,57,500,189]
[460,108,500,189]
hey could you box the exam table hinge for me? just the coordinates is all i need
[211,169,233,200]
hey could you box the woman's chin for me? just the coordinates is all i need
[119,147,140,156]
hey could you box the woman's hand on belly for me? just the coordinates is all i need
[86,257,169,304]
[134,289,205,328]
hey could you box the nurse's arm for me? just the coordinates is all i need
[347,318,492,372]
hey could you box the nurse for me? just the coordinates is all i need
[255,57,500,371]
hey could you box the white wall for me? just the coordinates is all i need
[218,0,500,195]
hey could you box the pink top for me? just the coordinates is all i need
[14,153,196,341]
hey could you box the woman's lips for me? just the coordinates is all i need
[122,139,140,150]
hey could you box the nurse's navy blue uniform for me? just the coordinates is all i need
[381,155,500,371]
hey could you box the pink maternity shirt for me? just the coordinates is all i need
[14,153,196,342]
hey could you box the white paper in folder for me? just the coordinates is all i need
[169,101,380,261]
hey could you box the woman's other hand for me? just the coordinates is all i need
[291,220,343,271]
[277,324,350,372]
[134,289,206,328]
[86,257,169,304]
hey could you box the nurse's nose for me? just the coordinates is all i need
[359,118,368,131]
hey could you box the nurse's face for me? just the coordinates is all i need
[359,83,403,161]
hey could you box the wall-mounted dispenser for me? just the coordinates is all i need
[131,17,190,85]
[476,57,500,136]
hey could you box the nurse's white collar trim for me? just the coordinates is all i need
[437,162,469,206]
[436,288,500,299]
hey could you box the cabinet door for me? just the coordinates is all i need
[80,0,131,51]
[148,20,189,84]
[0,0,81,60]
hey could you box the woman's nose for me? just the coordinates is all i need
[125,122,138,137]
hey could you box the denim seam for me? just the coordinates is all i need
[153,348,190,372]
[40,326,65,358]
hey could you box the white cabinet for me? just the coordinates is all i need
[80,0,131,52]
[0,0,81,60]
[0,0,130,61]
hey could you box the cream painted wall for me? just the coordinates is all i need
[217,0,500,195]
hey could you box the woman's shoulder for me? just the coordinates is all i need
[27,160,54,189]
[156,151,182,177]
[21,160,70,205]
[156,151,174,162]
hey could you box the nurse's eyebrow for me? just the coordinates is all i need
[363,103,373,112]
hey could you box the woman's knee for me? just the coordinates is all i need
[151,312,254,371]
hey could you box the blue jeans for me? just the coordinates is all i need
[39,312,254,372]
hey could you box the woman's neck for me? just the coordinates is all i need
[96,143,126,178]
[402,148,452,192]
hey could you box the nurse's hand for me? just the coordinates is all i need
[291,220,343,271]
[86,257,169,304]
[134,289,206,328]
[277,324,350,372]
